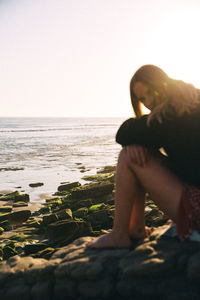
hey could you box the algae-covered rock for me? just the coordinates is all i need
[8,210,31,226]
[97,165,116,174]
[53,190,70,196]
[29,182,44,187]
[70,182,114,200]
[22,227,39,236]
[14,194,30,203]
[56,208,72,219]
[87,209,114,231]
[0,213,10,222]
[24,219,41,228]
[0,227,4,235]
[0,191,20,201]
[9,234,26,242]
[73,207,88,219]
[42,214,58,226]
[82,173,115,183]
[37,205,51,215]
[57,182,81,192]
[0,167,24,171]
[0,220,12,231]
[77,199,93,208]
[13,202,28,207]
[36,247,55,259]
[45,197,61,203]
[44,199,62,211]
[145,207,169,227]
[0,191,29,203]
[24,243,48,255]
[0,206,12,213]
[88,203,107,213]
[3,245,18,260]
[42,209,72,226]
[46,219,92,243]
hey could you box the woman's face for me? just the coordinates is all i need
[133,81,159,110]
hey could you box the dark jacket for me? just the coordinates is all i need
[116,106,200,188]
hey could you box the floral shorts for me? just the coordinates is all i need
[176,184,200,241]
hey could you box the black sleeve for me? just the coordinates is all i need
[115,115,164,149]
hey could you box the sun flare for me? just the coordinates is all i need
[142,5,200,90]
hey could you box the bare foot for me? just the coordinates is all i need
[86,231,132,249]
[130,226,154,240]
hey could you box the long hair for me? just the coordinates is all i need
[130,64,200,124]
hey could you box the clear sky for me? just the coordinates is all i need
[1,0,200,117]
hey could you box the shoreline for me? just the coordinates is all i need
[0,164,116,205]
[0,164,118,260]
[2,164,197,300]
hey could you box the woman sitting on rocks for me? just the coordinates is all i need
[86,64,200,249]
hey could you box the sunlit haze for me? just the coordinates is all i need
[1,0,200,117]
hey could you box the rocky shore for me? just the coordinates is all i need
[0,165,200,299]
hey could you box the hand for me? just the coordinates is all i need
[125,145,150,167]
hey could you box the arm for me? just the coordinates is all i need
[115,115,163,149]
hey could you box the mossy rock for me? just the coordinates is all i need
[0,206,12,213]
[22,227,38,235]
[0,220,12,231]
[13,202,28,207]
[97,165,116,174]
[45,197,61,203]
[24,220,41,228]
[8,210,31,225]
[29,182,44,187]
[0,191,20,201]
[61,198,93,211]
[38,206,51,215]
[73,207,88,218]
[37,247,55,259]
[9,234,25,242]
[70,182,114,200]
[0,213,10,222]
[88,203,107,213]
[87,209,114,231]
[53,191,70,196]
[46,219,92,242]
[24,243,48,255]
[145,208,169,227]
[42,213,59,226]
[148,203,159,209]
[14,194,30,203]
[3,245,18,260]
[57,181,81,192]
[56,208,72,219]
[90,193,115,206]
[46,199,63,210]
[82,173,115,183]
[0,227,4,235]
[41,209,72,226]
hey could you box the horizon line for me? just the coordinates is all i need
[0,115,130,118]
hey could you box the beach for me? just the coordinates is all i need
[1,117,199,299]
[0,117,126,203]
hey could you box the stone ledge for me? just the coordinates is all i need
[1,225,200,300]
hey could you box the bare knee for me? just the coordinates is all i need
[118,146,154,169]
[118,147,136,169]
[118,147,128,162]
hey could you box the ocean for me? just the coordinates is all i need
[0,117,127,203]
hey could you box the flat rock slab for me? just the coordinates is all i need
[1,224,200,300]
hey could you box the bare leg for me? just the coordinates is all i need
[129,188,148,239]
[86,148,183,249]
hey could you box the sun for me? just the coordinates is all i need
[142,4,200,90]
